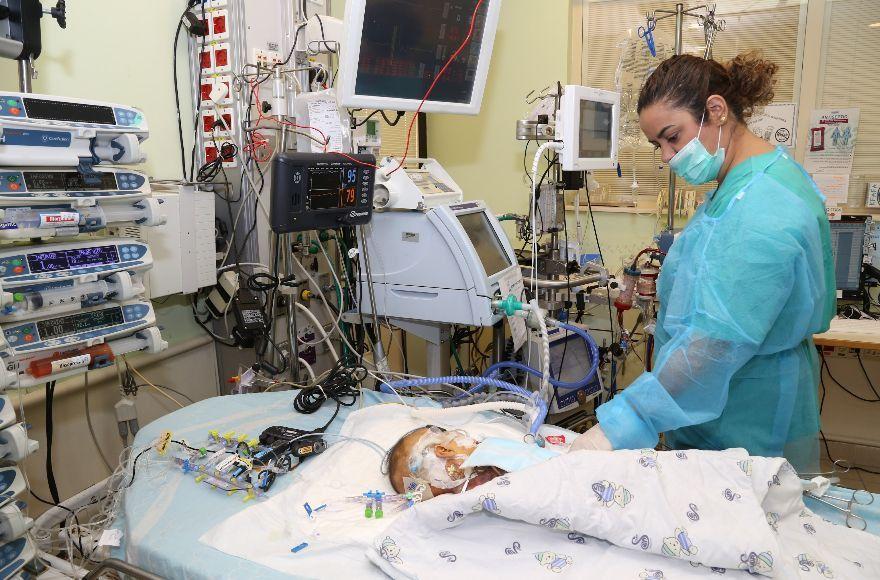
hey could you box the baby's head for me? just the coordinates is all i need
[386,426,502,496]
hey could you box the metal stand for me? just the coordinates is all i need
[645,3,725,231]
[17,59,32,93]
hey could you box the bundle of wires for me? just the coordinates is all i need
[293,361,366,432]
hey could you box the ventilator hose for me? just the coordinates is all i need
[381,376,548,434]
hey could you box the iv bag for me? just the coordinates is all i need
[615,37,672,150]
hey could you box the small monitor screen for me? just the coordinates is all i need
[308,167,359,211]
[355,0,490,104]
[27,245,120,274]
[830,219,867,291]
[23,171,118,192]
[579,99,614,159]
[36,306,124,340]
[23,98,116,125]
[457,211,511,277]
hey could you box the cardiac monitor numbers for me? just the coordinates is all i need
[308,167,359,211]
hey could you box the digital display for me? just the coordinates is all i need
[457,211,511,277]
[27,245,121,274]
[355,0,489,104]
[36,306,124,340]
[830,220,868,291]
[579,100,614,158]
[23,98,117,125]
[308,167,359,211]
[23,171,118,192]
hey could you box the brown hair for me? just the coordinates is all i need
[637,51,778,122]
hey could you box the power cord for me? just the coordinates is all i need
[45,380,60,504]
[293,361,366,432]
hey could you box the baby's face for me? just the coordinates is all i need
[399,427,497,496]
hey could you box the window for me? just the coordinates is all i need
[574,0,807,211]
[815,0,880,208]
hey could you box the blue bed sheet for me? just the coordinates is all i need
[116,391,880,579]
[116,390,430,579]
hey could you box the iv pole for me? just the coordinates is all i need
[645,3,724,231]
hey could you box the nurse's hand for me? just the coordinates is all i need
[570,424,614,452]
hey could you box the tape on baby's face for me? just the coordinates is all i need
[401,476,433,500]
[409,429,477,490]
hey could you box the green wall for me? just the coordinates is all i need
[0,0,203,343]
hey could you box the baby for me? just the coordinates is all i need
[385,425,559,497]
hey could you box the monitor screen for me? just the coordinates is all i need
[354,0,490,105]
[830,219,867,291]
[457,211,511,277]
[579,99,614,159]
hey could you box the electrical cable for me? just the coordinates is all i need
[387,0,486,175]
[820,350,880,403]
[856,351,880,400]
[585,180,616,342]
[45,381,60,504]
[292,361,365,433]
[84,374,115,474]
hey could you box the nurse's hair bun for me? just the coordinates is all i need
[725,51,778,119]
[638,51,778,122]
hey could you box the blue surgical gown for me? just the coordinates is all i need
[596,147,836,471]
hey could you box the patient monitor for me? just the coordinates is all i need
[358,200,519,326]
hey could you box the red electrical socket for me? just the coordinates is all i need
[202,111,216,134]
[211,10,229,39]
[199,47,213,72]
[214,43,230,72]
[200,80,214,103]
[205,144,219,164]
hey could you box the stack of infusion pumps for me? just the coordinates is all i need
[0,93,169,573]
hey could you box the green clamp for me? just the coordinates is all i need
[496,294,524,317]
[308,241,320,255]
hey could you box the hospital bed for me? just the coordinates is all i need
[115,392,880,579]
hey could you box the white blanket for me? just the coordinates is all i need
[200,403,573,579]
[368,449,880,579]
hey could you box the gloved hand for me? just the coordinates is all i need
[569,424,614,452]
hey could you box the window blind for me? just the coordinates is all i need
[578,0,807,206]
[816,0,880,210]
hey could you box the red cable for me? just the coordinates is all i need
[387,0,486,175]
[244,0,486,174]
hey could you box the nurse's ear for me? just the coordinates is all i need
[705,94,730,127]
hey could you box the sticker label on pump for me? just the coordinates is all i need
[39,212,79,227]
[49,354,90,373]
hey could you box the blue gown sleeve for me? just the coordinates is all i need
[596,220,805,450]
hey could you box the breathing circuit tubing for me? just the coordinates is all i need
[380,321,600,437]
[380,376,548,435]
[482,320,600,390]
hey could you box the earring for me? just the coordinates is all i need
[720,115,728,125]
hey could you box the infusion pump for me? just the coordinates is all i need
[0,92,148,167]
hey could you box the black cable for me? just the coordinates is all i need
[293,361,364,431]
[820,351,880,403]
[125,447,153,489]
[45,381,60,504]
[585,183,615,342]
[819,430,880,476]
[137,384,196,405]
[856,351,880,400]
[28,489,93,561]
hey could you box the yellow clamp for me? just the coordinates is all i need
[155,431,173,455]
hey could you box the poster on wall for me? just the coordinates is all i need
[748,102,797,149]
[804,108,860,174]
[812,174,850,206]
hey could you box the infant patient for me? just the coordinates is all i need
[385,425,560,497]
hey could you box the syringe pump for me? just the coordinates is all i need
[0,92,148,167]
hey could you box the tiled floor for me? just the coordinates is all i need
[819,458,880,493]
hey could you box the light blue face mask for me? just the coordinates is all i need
[668,113,725,185]
[460,437,560,473]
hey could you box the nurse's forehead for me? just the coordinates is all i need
[640,103,693,135]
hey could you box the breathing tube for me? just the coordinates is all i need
[486,319,600,389]
[379,375,548,436]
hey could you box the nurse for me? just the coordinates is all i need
[572,52,835,471]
